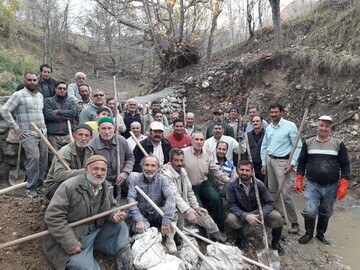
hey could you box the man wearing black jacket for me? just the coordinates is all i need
[132,121,171,172]
[17,64,57,98]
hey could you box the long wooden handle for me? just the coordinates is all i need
[129,131,149,157]
[244,133,270,252]
[183,228,273,270]
[0,201,137,250]
[274,109,308,202]
[67,120,74,142]
[30,122,71,171]
[0,182,27,195]
[135,185,217,270]
[113,76,121,177]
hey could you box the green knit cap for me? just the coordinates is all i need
[97,117,114,126]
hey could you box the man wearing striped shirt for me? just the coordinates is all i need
[1,72,48,198]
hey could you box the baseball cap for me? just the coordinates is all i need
[150,121,165,131]
[213,109,224,115]
[319,115,333,123]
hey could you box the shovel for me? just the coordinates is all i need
[9,140,26,185]
[244,133,280,270]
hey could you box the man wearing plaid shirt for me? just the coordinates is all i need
[127,155,178,253]
[1,72,48,198]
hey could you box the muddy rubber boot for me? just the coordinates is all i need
[316,217,330,245]
[271,228,285,256]
[298,218,316,244]
[116,244,134,270]
[166,229,178,254]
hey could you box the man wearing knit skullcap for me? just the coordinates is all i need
[44,154,134,269]
[44,124,93,200]
[88,117,135,198]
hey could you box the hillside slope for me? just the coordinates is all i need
[170,0,360,181]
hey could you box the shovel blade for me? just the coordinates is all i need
[9,170,26,186]
[256,248,280,270]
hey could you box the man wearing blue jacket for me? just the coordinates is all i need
[225,160,284,255]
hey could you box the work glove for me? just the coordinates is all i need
[295,174,304,193]
[336,178,348,200]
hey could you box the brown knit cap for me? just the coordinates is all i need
[85,155,108,166]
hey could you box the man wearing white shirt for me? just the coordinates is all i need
[126,121,147,151]
[204,122,245,162]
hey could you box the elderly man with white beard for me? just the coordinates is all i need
[127,155,178,253]
[44,155,134,270]
[44,124,94,200]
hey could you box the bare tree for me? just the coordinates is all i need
[206,0,225,60]
[269,0,284,49]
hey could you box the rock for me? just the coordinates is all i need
[208,70,215,76]
[202,81,210,88]
[353,125,359,131]
[351,131,358,135]
[169,97,177,103]
[354,113,359,121]
[208,76,213,81]
[214,71,222,77]
[296,84,302,90]
[0,120,9,135]
[186,77,194,84]
[6,130,20,144]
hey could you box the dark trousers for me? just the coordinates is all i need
[192,180,224,231]
[254,162,265,183]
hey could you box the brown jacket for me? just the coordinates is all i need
[43,174,118,270]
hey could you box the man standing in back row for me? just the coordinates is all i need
[261,102,302,233]
[2,72,48,198]
[296,115,350,245]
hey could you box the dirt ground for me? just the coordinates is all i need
[0,185,355,270]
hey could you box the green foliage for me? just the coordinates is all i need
[0,45,37,95]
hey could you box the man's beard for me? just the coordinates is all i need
[86,170,106,188]
[143,170,157,180]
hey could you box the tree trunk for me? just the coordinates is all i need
[269,0,284,49]
[206,2,222,60]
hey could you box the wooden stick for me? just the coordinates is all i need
[142,104,148,135]
[0,201,138,250]
[129,131,149,157]
[113,76,121,177]
[30,122,71,171]
[0,182,27,195]
[243,97,250,132]
[244,133,276,267]
[135,185,217,270]
[67,120,74,142]
[183,228,274,270]
[182,98,186,126]
[274,109,309,202]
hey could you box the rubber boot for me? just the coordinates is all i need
[271,228,285,256]
[165,228,178,254]
[298,218,316,244]
[116,244,134,270]
[316,217,330,245]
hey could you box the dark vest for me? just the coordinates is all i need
[123,112,141,139]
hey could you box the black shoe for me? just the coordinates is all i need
[288,223,300,234]
[271,242,285,256]
[298,233,313,244]
[235,238,245,250]
[174,233,183,247]
[209,231,226,244]
[316,234,330,245]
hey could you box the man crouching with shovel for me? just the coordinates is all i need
[225,160,284,256]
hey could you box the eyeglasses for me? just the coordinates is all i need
[57,87,67,90]
[93,94,104,97]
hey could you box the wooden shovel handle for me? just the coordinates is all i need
[0,201,137,250]
[129,131,149,157]
[30,122,71,171]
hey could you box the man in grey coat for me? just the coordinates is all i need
[43,155,133,270]
[88,117,134,198]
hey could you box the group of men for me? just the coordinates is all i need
[0,66,350,269]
